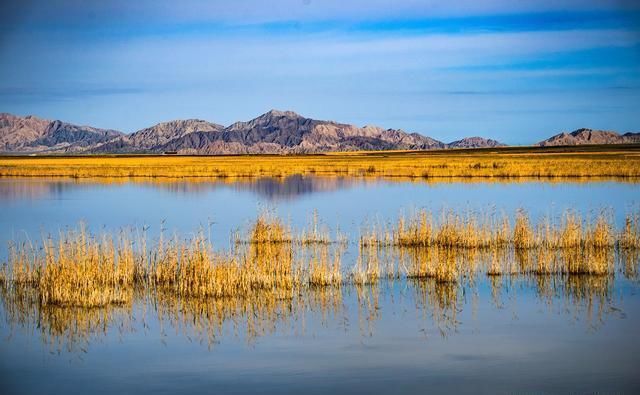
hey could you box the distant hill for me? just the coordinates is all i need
[1,113,122,153]
[538,128,640,146]
[448,137,505,149]
[12,110,637,154]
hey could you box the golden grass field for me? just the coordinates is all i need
[1,145,640,179]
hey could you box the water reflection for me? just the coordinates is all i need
[1,175,639,202]
[0,176,366,202]
[0,179,77,201]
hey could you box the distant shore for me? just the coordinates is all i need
[1,145,640,179]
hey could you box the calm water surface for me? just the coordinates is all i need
[1,176,639,394]
[1,176,639,247]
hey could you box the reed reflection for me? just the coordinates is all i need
[2,264,636,355]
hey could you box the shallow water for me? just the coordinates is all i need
[1,176,639,248]
[1,176,639,394]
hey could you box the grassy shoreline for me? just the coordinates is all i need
[1,145,640,179]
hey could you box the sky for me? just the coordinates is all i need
[0,1,639,144]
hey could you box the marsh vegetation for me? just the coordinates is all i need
[2,209,638,308]
[1,226,633,354]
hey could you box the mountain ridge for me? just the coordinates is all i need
[537,128,640,146]
[1,113,123,153]
[1,111,637,154]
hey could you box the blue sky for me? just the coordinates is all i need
[0,1,639,144]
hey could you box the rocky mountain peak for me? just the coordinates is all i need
[448,136,506,149]
[538,128,640,146]
[262,109,302,119]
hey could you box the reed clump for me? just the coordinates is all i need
[527,211,614,249]
[7,242,42,285]
[236,210,345,245]
[306,244,343,286]
[150,226,303,298]
[6,228,139,307]
[400,247,459,283]
[364,208,622,252]
[246,212,292,244]
[363,208,638,278]
[390,210,510,249]
[151,234,246,298]
[513,210,534,249]
[38,235,136,307]
[352,243,381,285]
[620,213,640,249]
[0,265,6,285]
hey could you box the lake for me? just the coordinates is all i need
[1,176,639,394]
[1,176,639,249]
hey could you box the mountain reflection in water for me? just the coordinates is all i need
[2,176,638,202]
[0,176,365,202]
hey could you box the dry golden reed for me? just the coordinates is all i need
[3,208,639,307]
[621,213,640,249]
[1,146,640,179]
[362,208,621,250]
[6,227,138,307]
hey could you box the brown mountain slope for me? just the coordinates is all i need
[0,113,50,149]
[94,119,224,152]
[1,113,122,153]
[538,128,640,146]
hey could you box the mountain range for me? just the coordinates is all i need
[1,110,637,154]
